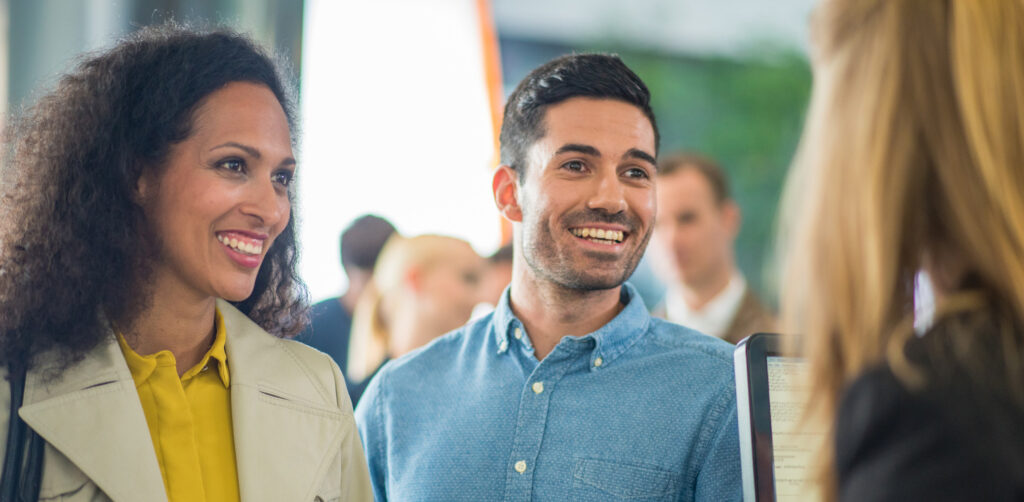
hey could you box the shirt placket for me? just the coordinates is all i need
[501,342,576,502]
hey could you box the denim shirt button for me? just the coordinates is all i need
[514,327,522,339]
[594,356,603,367]
[531,382,544,394]
[514,460,527,473]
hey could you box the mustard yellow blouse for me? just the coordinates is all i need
[117,310,240,502]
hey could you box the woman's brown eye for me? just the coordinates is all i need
[218,158,245,172]
[273,170,294,187]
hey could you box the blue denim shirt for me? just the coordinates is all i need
[355,283,741,501]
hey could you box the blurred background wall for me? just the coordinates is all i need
[0,0,814,306]
[4,0,303,111]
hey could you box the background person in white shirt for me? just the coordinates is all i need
[649,152,775,344]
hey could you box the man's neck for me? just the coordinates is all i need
[120,280,217,377]
[679,267,736,311]
[508,268,624,360]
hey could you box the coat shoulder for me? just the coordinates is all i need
[218,299,348,410]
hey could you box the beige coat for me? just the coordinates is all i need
[0,299,372,501]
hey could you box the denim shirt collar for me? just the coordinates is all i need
[492,282,651,369]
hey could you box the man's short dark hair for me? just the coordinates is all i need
[340,214,397,272]
[499,53,659,176]
[658,152,731,204]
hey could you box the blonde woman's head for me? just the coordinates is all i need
[780,0,1024,496]
[348,234,483,380]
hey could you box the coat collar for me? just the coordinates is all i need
[19,301,349,502]
[219,299,350,502]
[18,328,167,501]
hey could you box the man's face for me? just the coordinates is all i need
[514,97,657,292]
[650,168,738,289]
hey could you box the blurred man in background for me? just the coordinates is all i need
[299,214,397,374]
[650,153,774,344]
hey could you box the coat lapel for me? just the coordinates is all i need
[724,288,776,344]
[220,300,349,502]
[18,335,167,502]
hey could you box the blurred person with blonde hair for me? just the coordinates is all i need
[298,214,396,375]
[779,0,1024,499]
[346,234,483,403]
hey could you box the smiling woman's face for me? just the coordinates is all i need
[138,81,296,304]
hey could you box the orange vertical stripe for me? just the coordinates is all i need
[475,0,512,245]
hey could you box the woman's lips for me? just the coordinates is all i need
[216,231,266,268]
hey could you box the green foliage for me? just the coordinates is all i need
[627,49,811,302]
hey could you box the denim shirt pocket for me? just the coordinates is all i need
[572,457,680,501]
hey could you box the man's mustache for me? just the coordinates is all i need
[561,209,638,233]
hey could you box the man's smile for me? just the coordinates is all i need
[568,226,626,245]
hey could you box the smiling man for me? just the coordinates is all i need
[355,54,741,501]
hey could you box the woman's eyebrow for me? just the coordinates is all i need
[210,141,261,158]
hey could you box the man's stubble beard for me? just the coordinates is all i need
[520,211,652,293]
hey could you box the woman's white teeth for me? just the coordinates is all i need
[570,228,624,243]
[218,234,263,255]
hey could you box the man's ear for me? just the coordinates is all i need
[721,200,741,239]
[492,165,523,222]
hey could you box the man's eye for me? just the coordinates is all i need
[562,160,586,172]
[217,158,245,173]
[625,167,650,179]
[272,170,294,187]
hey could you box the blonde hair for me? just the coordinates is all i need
[347,234,473,381]
[778,0,1024,497]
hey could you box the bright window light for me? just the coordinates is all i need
[299,0,500,302]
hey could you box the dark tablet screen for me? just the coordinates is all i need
[735,333,824,502]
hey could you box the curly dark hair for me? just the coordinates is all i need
[0,23,308,373]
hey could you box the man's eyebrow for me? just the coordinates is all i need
[555,143,601,157]
[210,141,261,159]
[623,148,657,166]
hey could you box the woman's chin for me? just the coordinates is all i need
[217,283,258,303]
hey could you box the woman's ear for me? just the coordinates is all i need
[403,266,423,293]
[134,169,155,205]
[492,165,522,222]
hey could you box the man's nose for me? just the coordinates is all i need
[586,169,627,214]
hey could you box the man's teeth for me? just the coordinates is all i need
[570,228,624,243]
[217,234,263,255]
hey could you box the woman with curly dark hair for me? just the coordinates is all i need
[0,24,371,501]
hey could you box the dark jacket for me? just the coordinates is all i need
[836,311,1024,501]
[722,287,776,345]
[652,285,776,345]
